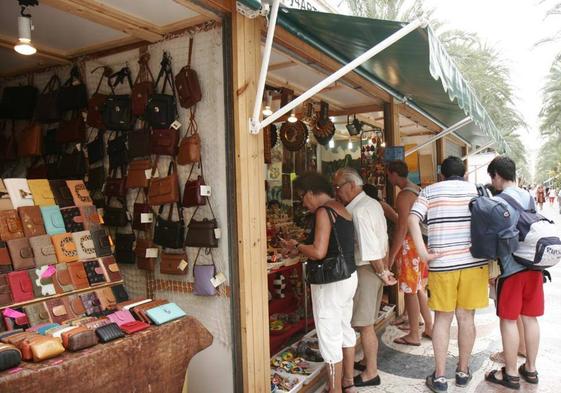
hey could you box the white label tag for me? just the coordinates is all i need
[214,228,221,239]
[76,143,82,151]
[126,211,132,220]
[200,185,212,196]
[144,169,152,180]
[210,272,226,288]
[178,259,188,271]
[145,248,159,258]
[170,120,182,130]
[140,213,153,223]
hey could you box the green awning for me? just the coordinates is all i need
[241,2,509,152]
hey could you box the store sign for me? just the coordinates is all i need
[383,146,405,162]
[282,0,320,11]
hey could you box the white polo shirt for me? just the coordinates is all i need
[346,191,388,266]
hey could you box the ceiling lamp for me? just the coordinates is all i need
[288,109,298,123]
[262,91,273,117]
[14,1,38,56]
[328,139,335,148]
[347,138,353,150]
[346,115,362,136]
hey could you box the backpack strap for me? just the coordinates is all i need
[497,193,526,212]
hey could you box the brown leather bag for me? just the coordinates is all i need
[147,160,179,206]
[175,37,202,109]
[104,167,127,198]
[185,204,219,248]
[87,66,112,129]
[150,128,179,156]
[134,238,156,272]
[131,52,155,117]
[183,163,206,208]
[160,252,188,275]
[177,107,201,165]
[56,114,86,144]
[126,159,152,189]
[17,122,43,157]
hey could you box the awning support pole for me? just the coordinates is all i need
[461,141,494,161]
[249,18,424,134]
[404,117,472,157]
[467,158,495,175]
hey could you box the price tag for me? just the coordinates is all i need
[210,272,226,288]
[76,143,82,151]
[178,259,188,271]
[170,120,182,130]
[3,308,26,319]
[214,228,221,239]
[200,185,212,196]
[146,248,159,258]
[144,169,152,180]
[41,265,56,279]
[140,213,153,223]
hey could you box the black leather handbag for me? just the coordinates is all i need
[87,165,105,191]
[153,202,185,249]
[185,204,219,248]
[1,85,38,120]
[103,200,129,227]
[127,127,151,158]
[102,67,134,131]
[57,149,86,179]
[107,133,128,169]
[35,74,61,123]
[44,128,62,156]
[145,52,177,129]
[87,130,105,165]
[58,65,88,112]
[114,233,135,264]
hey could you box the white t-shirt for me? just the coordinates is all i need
[548,189,556,198]
[346,191,388,266]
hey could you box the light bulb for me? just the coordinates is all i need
[347,140,353,149]
[15,16,36,56]
[328,139,335,148]
[306,136,310,144]
[262,105,272,117]
[288,111,297,123]
[14,39,36,55]
[381,142,386,147]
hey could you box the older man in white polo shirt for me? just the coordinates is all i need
[333,167,389,388]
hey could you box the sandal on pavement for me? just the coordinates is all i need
[518,363,539,384]
[393,336,421,346]
[485,367,520,390]
[342,384,355,392]
[354,374,381,387]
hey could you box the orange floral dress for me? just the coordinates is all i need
[397,235,428,294]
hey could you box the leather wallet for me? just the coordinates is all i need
[83,259,106,286]
[23,302,51,326]
[28,335,65,361]
[40,205,66,235]
[126,159,152,189]
[30,265,56,297]
[91,229,112,257]
[3,178,34,209]
[80,292,102,316]
[146,303,186,325]
[0,274,13,306]
[46,298,74,325]
[18,206,46,237]
[95,322,124,343]
[7,238,35,270]
[36,323,60,335]
[49,180,74,207]
[66,180,93,206]
[68,316,97,326]
[95,287,116,310]
[3,307,29,330]
[107,310,135,327]
[26,323,52,333]
[72,230,97,260]
[117,298,151,311]
[60,206,85,233]
[0,241,12,273]
[79,206,102,231]
[20,334,44,360]
[28,179,55,206]
[160,252,188,275]
[29,234,57,266]
[1,331,35,346]
[84,317,111,330]
[111,284,129,303]
[0,210,25,241]
[99,256,122,282]
[0,181,14,211]
[62,326,98,351]
[121,320,150,334]
[53,263,75,293]
[67,295,86,316]
[133,299,169,323]
[68,261,89,289]
[52,232,78,263]
[0,343,22,371]
[8,270,34,302]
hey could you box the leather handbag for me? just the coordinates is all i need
[90,229,112,257]
[146,52,177,129]
[111,284,129,303]
[103,203,129,227]
[95,322,124,343]
[58,65,88,112]
[7,271,34,302]
[192,248,218,296]
[1,85,38,120]
[134,238,156,271]
[107,310,135,327]
[148,160,179,205]
[27,179,55,206]
[72,230,97,260]
[0,210,25,241]
[4,178,34,209]
[0,274,12,306]
[185,204,219,248]
[83,259,106,286]
[86,66,112,129]
[146,303,186,325]
[126,159,152,189]
[79,206,102,231]
[23,303,50,326]
[80,292,102,316]
[57,149,87,180]
[87,165,106,191]
[18,206,46,237]
[26,160,49,180]
[7,238,35,270]
[61,206,85,233]
[68,261,89,290]
[87,130,105,165]
[153,203,185,249]
[128,127,151,158]
[29,336,65,361]
[17,122,43,157]
[136,255,156,271]
[30,265,56,297]
[99,256,122,282]
[52,232,79,263]
[53,263,74,294]
[114,233,135,264]
[0,180,14,211]
[43,128,62,156]
[35,74,61,123]
[0,122,17,162]
[102,67,134,131]
[95,287,116,310]
[107,133,129,169]
[46,298,73,325]
[0,242,12,274]
[0,343,21,371]
[132,202,152,231]
[63,326,98,351]
[131,52,154,117]
[56,114,86,144]
[175,37,202,109]
[150,127,179,156]
[104,168,127,198]
[49,180,74,207]
[29,235,57,266]
[160,252,188,275]
[120,320,150,334]
[177,108,201,165]
[182,163,206,207]
[40,205,66,235]
[67,180,93,206]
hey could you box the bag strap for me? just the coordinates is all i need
[319,206,344,257]
[134,187,147,204]
[157,201,184,223]
[135,52,155,84]
[64,65,84,86]
[154,52,176,95]
[91,66,113,94]
[186,107,198,136]
[41,74,61,94]
[187,37,194,68]
[193,248,217,272]
[496,193,525,212]
[108,67,133,94]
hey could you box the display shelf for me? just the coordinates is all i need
[268,260,301,276]
[270,318,314,354]
[269,294,298,315]
[0,280,124,310]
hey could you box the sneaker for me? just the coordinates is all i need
[455,368,472,387]
[426,372,448,392]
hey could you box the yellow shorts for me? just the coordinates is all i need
[427,265,489,312]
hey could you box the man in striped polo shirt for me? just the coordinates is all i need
[408,156,488,392]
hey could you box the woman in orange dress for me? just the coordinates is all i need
[536,185,545,211]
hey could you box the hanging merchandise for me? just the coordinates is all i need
[134,237,157,271]
[87,66,112,129]
[102,67,134,131]
[17,122,42,157]
[102,201,129,227]
[0,122,17,162]
[87,165,106,191]
[280,120,308,152]
[175,37,202,110]
[56,148,87,180]
[56,113,86,144]
[182,162,206,207]
[150,127,179,156]
[43,128,62,156]
[153,202,185,249]
[313,101,335,145]
[192,248,217,296]
[147,160,180,206]
[146,52,177,129]
[87,129,105,165]
[114,233,136,265]
[177,108,201,165]
[104,167,127,199]
[185,204,219,248]
[159,252,188,275]
[107,133,129,170]
[126,159,152,189]
[0,80,38,120]
[58,65,88,112]
[128,126,152,159]
[34,74,61,123]
[131,51,155,117]
[132,189,152,231]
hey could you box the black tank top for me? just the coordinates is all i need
[306,206,356,274]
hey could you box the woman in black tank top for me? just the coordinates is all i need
[282,172,358,393]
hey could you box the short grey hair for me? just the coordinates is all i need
[336,167,364,186]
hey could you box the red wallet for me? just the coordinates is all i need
[7,270,34,302]
[120,321,150,334]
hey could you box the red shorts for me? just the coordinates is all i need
[496,270,544,320]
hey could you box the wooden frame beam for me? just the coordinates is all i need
[399,104,442,134]
[173,0,221,21]
[0,34,70,64]
[268,60,296,71]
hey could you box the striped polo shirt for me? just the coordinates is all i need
[410,179,486,272]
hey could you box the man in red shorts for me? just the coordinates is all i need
[485,156,543,390]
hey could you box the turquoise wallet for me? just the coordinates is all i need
[40,205,66,235]
[37,323,60,335]
[146,303,186,325]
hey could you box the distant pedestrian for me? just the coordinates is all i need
[548,187,556,206]
[536,185,545,211]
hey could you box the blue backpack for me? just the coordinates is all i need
[469,186,519,259]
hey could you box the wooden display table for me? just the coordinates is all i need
[0,316,213,393]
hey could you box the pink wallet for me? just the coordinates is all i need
[107,310,136,327]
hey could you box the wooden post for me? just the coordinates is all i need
[231,11,270,393]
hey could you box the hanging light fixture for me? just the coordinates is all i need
[328,138,335,148]
[14,2,38,56]
[288,109,298,123]
[347,138,353,150]
[262,91,273,117]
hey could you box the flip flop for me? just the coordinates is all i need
[393,336,421,346]
[397,321,424,331]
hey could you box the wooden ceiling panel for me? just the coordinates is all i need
[97,0,200,26]
[0,47,59,75]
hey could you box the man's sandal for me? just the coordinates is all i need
[342,384,355,392]
[485,367,520,390]
[518,363,539,384]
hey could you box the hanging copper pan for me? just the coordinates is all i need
[280,120,308,151]
[313,101,335,142]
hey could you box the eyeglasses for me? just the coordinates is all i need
[334,181,350,191]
